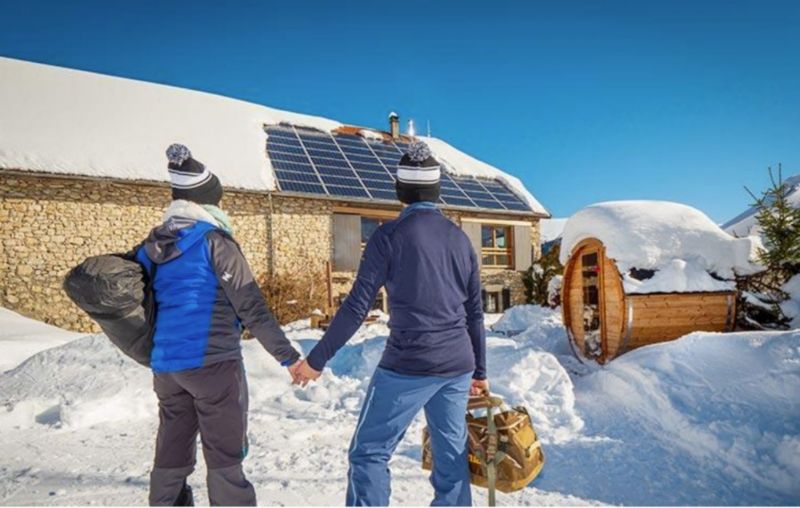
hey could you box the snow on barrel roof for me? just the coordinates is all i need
[560,201,763,294]
[0,57,545,214]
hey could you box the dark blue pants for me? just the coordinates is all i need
[346,367,473,506]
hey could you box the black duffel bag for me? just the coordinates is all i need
[63,254,155,367]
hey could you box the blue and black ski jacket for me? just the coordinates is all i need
[135,212,299,373]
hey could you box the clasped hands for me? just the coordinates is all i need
[288,359,490,394]
[288,358,321,387]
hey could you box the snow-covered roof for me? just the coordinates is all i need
[540,218,567,243]
[559,201,763,294]
[0,57,545,215]
[420,136,546,214]
[722,174,800,238]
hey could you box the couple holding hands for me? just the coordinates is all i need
[137,140,487,506]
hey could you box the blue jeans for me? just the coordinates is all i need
[346,367,473,506]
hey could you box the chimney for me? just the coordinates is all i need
[388,111,399,139]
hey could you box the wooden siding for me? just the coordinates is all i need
[626,292,735,348]
[563,237,737,363]
[513,224,532,271]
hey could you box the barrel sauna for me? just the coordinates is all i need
[561,238,737,363]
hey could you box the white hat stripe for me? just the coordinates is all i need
[169,169,212,189]
[397,167,441,183]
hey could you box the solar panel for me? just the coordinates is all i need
[317,165,358,178]
[275,169,321,184]
[327,185,370,198]
[265,125,534,212]
[321,175,362,187]
[280,181,326,194]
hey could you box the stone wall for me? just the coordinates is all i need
[0,172,542,330]
[0,173,271,331]
[269,195,333,278]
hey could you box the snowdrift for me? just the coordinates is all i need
[0,307,82,372]
[0,306,798,505]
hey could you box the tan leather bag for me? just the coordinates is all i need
[422,394,544,505]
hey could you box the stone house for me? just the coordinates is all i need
[0,57,549,331]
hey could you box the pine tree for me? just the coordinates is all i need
[746,164,800,281]
[737,164,800,329]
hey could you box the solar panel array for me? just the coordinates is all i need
[265,125,531,212]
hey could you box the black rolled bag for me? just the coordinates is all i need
[63,254,155,367]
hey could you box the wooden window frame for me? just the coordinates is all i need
[481,224,514,269]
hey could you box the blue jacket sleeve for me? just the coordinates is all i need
[466,247,487,380]
[307,229,391,371]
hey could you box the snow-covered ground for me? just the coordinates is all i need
[0,306,798,506]
[0,308,83,373]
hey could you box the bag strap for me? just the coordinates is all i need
[486,400,498,507]
[466,391,504,506]
[145,261,159,341]
[467,394,504,411]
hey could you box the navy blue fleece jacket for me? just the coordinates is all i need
[307,203,487,379]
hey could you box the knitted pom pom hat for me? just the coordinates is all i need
[165,143,223,205]
[395,140,441,204]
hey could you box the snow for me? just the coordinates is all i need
[1,307,798,505]
[722,174,800,238]
[780,274,800,328]
[358,129,384,142]
[540,218,568,243]
[0,57,545,216]
[420,136,549,216]
[0,308,82,373]
[622,258,735,294]
[560,201,763,293]
[548,274,563,306]
[0,57,340,192]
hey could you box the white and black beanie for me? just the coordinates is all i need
[166,143,223,205]
[395,140,441,204]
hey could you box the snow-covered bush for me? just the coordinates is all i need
[523,242,563,307]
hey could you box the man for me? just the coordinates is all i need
[135,144,301,506]
[292,140,488,506]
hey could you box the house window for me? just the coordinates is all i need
[333,210,398,272]
[482,288,512,313]
[481,225,513,268]
[361,217,385,248]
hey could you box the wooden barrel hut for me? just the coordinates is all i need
[559,201,761,363]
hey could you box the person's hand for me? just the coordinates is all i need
[290,359,322,387]
[470,378,489,396]
[287,359,303,384]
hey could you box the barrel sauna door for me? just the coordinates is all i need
[580,250,603,359]
[563,239,625,363]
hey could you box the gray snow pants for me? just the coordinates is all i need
[149,359,256,506]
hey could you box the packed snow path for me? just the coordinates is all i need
[0,306,798,506]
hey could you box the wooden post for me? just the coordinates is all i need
[325,260,334,313]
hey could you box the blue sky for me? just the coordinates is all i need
[1,1,798,221]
